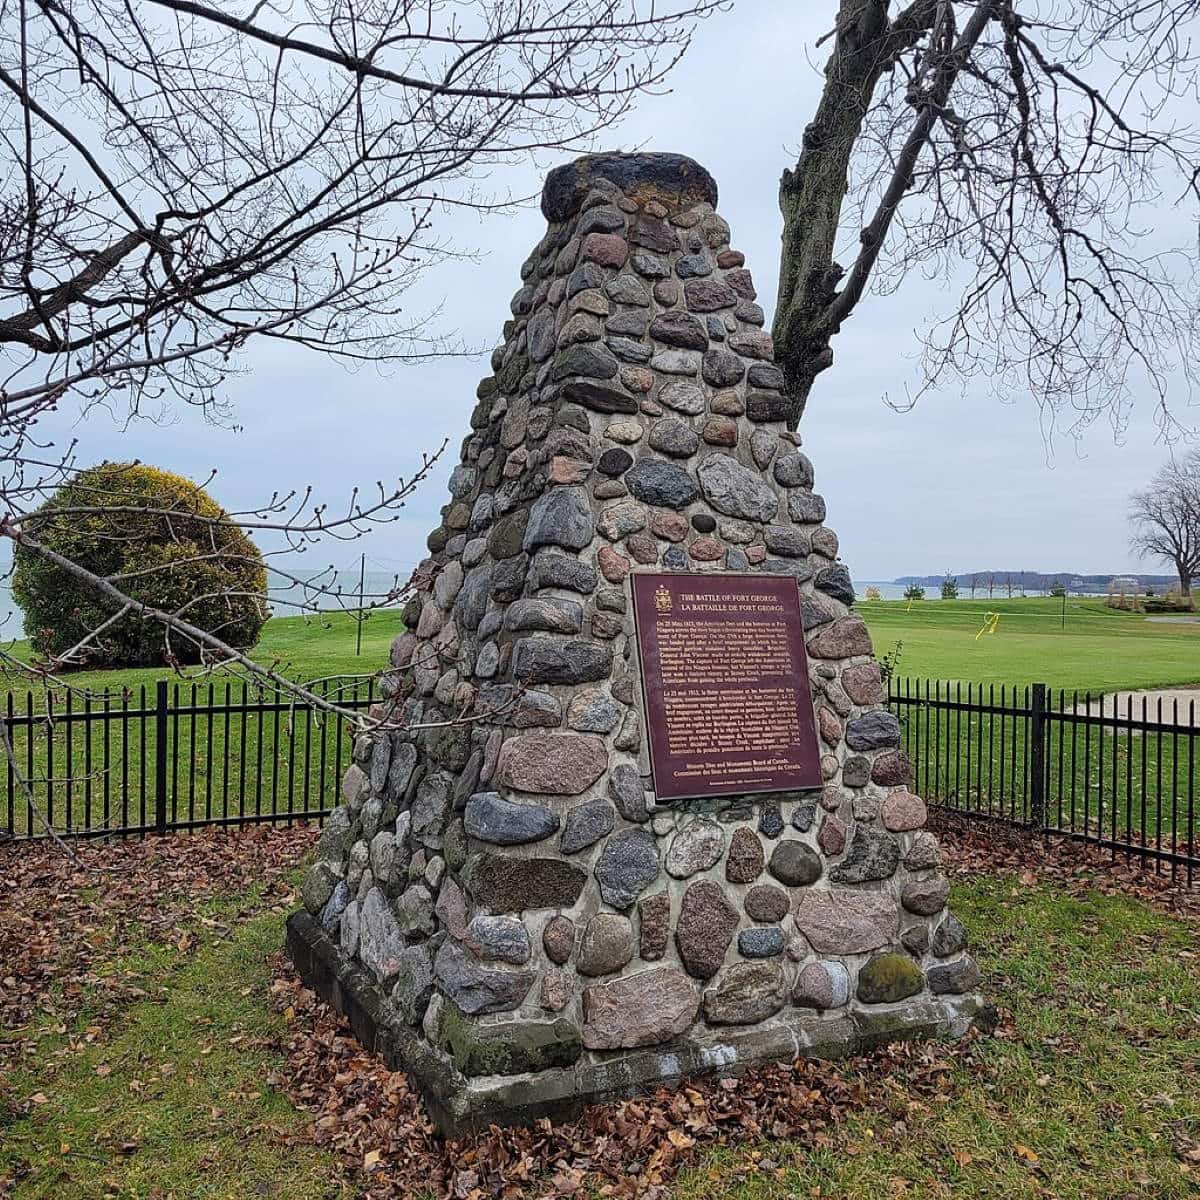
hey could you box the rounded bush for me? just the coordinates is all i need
[13,462,269,667]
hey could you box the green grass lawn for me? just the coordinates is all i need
[860,596,1200,692]
[3,859,1197,1198]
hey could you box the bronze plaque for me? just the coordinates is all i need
[630,572,822,801]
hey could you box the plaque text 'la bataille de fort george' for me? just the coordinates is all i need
[631,572,822,801]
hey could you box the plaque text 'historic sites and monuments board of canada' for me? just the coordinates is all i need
[631,572,822,801]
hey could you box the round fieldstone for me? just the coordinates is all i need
[684,278,737,311]
[522,486,595,552]
[676,879,739,979]
[928,955,982,995]
[845,712,902,752]
[665,817,725,878]
[702,961,785,1025]
[543,915,575,964]
[902,875,950,916]
[691,512,716,533]
[725,827,765,884]
[697,454,779,522]
[737,926,785,958]
[595,828,660,909]
[758,804,785,839]
[466,914,532,965]
[581,965,700,1051]
[772,451,814,488]
[434,940,535,1015]
[651,510,689,541]
[560,799,616,854]
[882,790,928,832]
[650,311,708,350]
[790,800,817,832]
[902,923,930,956]
[905,831,941,871]
[828,827,900,884]
[657,380,706,415]
[872,750,913,786]
[816,564,855,606]
[743,884,789,924]
[856,953,925,1005]
[648,418,701,458]
[597,499,647,541]
[577,913,635,977]
[841,662,883,705]
[817,816,847,856]
[625,459,700,509]
[792,960,850,1010]
[767,840,822,886]
[598,447,633,476]
[701,349,745,387]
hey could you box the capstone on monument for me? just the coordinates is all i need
[287,152,984,1135]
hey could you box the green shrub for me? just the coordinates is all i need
[13,462,268,667]
[903,584,926,601]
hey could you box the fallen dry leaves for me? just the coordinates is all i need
[3,815,1196,1199]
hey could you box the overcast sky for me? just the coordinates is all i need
[27,3,1198,584]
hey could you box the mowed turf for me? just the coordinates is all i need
[859,597,1200,692]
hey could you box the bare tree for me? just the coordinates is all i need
[0,0,714,703]
[773,2,1200,432]
[1129,450,1200,597]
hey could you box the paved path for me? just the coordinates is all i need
[1073,688,1200,727]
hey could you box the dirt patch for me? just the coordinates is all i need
[1071,687,1200,726]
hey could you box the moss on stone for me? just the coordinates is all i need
[497,352,529,394]
[434,1003,582,1078]
[856,953,925,1004]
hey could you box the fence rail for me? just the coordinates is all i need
[2,678,375,839]
[888,676,1198,884]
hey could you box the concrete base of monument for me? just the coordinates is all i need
[286,911,988,1138]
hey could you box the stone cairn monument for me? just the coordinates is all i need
[288,152,984,1135]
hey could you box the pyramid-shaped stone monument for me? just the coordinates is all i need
[288,152,984,1135]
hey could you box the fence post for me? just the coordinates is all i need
[1029,682,1047,831]
[154,680,169,834]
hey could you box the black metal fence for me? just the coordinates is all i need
[888,677,1199,884]
[1,678,375,839]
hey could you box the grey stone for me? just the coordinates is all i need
[845,711,903,751]
[433,940,536,1015]
[828,827,901,884]
[606,308,649,337]
[638,891,671,960]
[320,880,351,934]
[577,913,635,977]
[737,926,785,958]
[465,914,532,965]
[582,966,699,1050]
[787,490,827,524]
[631,251,670,277]
[368,831,399,884]
[530,550,598,594]
[650,349,700,375]
[606,274,651,306]
[411,775,452,850]
[905,831,942,871]
[772,451,814,488]
[566,688,621,733]
[701,349,745,387]
[764,525,809,558]
[816,564,855,606]
[648,418,701,458]
[396,884,437,939]
[703,961,785,1025]
[676,879,739,979]
[902,875,951,916]
[598,447,634,476]
[597,498,647,540]
[684,278,737,310]
[503,597,583,634]
[657,380,707,415]
[933,916,967,963]
[552,342,619,381]
[625,458,700,509]
[513,638,612,684]
[595,828,660,909]
[697,454,779,522]
[464,792,559,845]
[523,486,595,552]
[559,378,639,414]
[928,955,981,995]
[676,253,713,278]
[902,924,930,956]
[358,887,406,981]
[650,311,708,350]
[560,800,616,854]
[767,840,822,886]
[608,762,648,822]
[791,801,817,832]
[317,806,356,861]
[302,861,339,914]
[499,732,607,795]
[390,943,436,1025]
[608,335,652,364]
[665,817,726,878]
[748,363,786,390]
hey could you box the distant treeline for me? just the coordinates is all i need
[893,571,1178,590]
